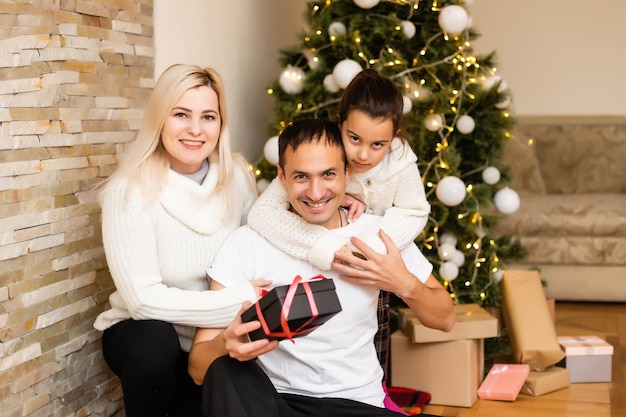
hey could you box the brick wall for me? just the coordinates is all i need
[0,1,154,416]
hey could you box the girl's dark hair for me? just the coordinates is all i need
[337,68,406,138]
[278,118,347,169]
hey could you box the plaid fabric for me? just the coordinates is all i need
[375,290,391,379]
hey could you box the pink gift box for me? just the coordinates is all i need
[478,364,530,401]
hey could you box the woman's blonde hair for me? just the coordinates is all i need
[102,64,252,218]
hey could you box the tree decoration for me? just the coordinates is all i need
[440,261,460,281]
[353,0,380,10]
[332,58,363,89]
[435,176,467,207]
[482,166,501,185]
[263,136,280,166]
[323,74,341,93]
[279,65,305,94]
[328,21,347,38]
[424,113,445,132]
[438,5,470,36]
[456,114,475,134]
[400,20,416,39]
[494,186,521,214]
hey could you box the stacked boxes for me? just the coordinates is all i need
[391,304,498,407]
[497,270,570,397]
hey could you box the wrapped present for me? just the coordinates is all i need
[557,336,614,383]
[501,270,565,370]
[477,364,530,401]
[398,304,498,343]
[520,366,570,396]
[241,275,342,342]
[391,331,484,407]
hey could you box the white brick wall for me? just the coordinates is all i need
[0,1,153,416]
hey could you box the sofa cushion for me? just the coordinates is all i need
[496,193,626,238]
[518,123,626,194]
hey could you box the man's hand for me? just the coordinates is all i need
[224,301,279,362]
[342,194,366,223]
[331,229,416,297]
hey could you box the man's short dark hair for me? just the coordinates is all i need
[277,118,347,169]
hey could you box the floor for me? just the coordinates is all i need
[422,302,625,417]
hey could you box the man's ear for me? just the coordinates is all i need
[277,165,286,187]
[345,165,351,184]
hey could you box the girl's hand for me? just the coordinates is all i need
[342,194,366,222]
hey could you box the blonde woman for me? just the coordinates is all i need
[94,64,268,417]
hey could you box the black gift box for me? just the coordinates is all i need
[241,276,342,341]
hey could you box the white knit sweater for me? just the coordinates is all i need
[94,162,258,351]
[247,138,430,270]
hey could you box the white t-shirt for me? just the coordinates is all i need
[209,213,433,408]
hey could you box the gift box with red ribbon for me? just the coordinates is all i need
[241,275,342,342]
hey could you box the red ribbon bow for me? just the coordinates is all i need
[256,274,326,343]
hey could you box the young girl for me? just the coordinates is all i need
[247,69,430,397]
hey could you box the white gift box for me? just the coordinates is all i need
[557,336,613,383]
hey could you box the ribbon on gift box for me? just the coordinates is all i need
[256,274,325,343]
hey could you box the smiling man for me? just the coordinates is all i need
[188,118,454,417]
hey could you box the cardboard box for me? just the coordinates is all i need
[398,304,499,343]
[557,336,613,383]
[477,364,530,401]
[390,331,484,407]
[241,278,341,341]
[501,270,565,370]
[520,366,570,396]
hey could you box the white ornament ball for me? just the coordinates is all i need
[440,232,458,246]
[263,136,280,166]
[328,21,347,38]
[484,75,509,94]
[256,178,270,194]
[402,96,412,114]
[436,176,467,207]
[279,65,305,95]
[438,242,456,261]
[494,186,521,214]
[400,20,416,39]
[323,74,340,93]
[354,0,379,9]
[495,97,511,109]
[451,249,466,267]
[332,59,362,89]
[456,114,475,134]
[424,113,444,132]
[492,269,503,283]
[482,166,501,185]
[302,49,321,71]
[438,5,469,36]
[439,261,459,281]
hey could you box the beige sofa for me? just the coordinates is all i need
[495,117,626,302]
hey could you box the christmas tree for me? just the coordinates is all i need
[255,0,524,362]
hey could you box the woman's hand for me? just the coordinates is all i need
[249,279,272,299]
